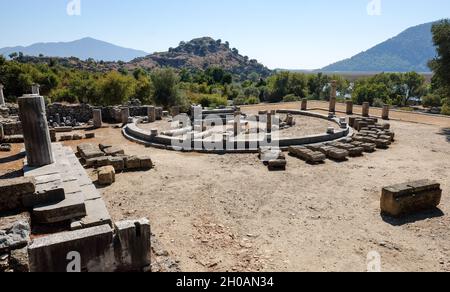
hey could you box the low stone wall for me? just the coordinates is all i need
[46,103,93,123]
[0,120,22,135]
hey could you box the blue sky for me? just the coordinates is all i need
[0,0,449,69]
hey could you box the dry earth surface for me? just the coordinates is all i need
[1,101,450,272]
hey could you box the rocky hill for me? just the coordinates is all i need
[126,37,272,80]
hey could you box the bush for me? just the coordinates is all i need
[233,96,246,106]
[422,94,442,108]
[192,94,227,108]
[442,98,450,115]
[283,94,301,102]
[245,96,260,105]
[50,88,78,103]
[372,98,385,108]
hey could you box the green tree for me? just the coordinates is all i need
[429,19,450,114]
[97,71,135,106]
[150,68,180,107]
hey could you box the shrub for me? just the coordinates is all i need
[192,94,227,108]
[283,94,301,102]
[372,98,385,108]
[442,98,450,115]
[245,96,260,105]
[422,94,442,108]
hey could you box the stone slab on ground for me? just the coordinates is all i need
[103,146,125,156]
[289,146,326,164]
[0,177,36,212]
[77,143,105,160]
[381,180,443,217]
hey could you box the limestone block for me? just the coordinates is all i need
[98,166,115,186]
[0,177,36,212]
[381,180,442,217]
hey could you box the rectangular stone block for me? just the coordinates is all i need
[103,146,125,156]
[22,179,65,208]
[268,159,287,171]
[137,155,153,169]
[289,146,326,164]
[28,224,114,272]
[114,218,151,272]
[33,192,86,224]
[0,177,36,212]
[125,156,141,170]
[97,166,115,186]
[107,156,125,171]
[381,180,443,217]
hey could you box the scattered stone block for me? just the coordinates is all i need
[72,134,83,140]
[98,166,115,186]
[107,156,125,171]
[361,143,377,153]
[259,147,281,162]
[375,139,390,149]
[0,177,36,212]
[381,180,443,217]
[289,146,326,164]
[59,135,73,141]
[103,146,125,156]
[85,132,95,139]
[77,143,105,160]
[125,156,141,170]
[268,159,287,171]
[137,155,153,169]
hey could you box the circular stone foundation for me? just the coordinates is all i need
[122,109,353,153]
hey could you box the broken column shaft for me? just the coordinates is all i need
[346,101,353,115]
[382,104,390,120]
[329,80,337,113]
[362,102,370,117]
[18,94,54,167]
[0,84,5,106]
[93,109,102,129]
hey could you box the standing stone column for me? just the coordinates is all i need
[266,111,274,133]
[0,84,5,106]
[382,104,390,120]
[234,112,241,136]
[32,84,40,95]
[346,101,353,115]
[301,99,308,111]
[0,123,4,141]
[362,102,370,117]
[121,108,130,124]
[18,94,54,167]
[93,109,102,128]
[329,80,337,113]
[147,106,156,123]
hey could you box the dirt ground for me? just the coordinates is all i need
[1,104,450,272]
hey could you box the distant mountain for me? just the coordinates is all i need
[322,22,437,72]
[0,37,148,62]
[127,37,272,79]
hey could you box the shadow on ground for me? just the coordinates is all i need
[381,208,445,226]
[0,151,26,165]
[438,128,450,143]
